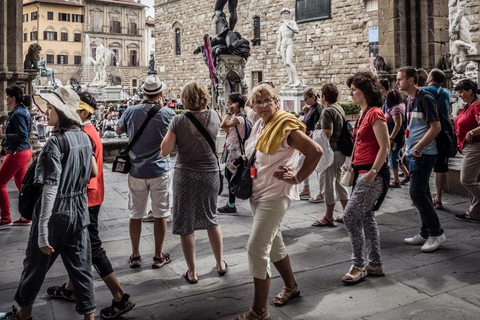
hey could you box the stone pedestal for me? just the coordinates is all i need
[105,85,122,101]
[214,55,248,117]
[279,86,305,114]
[84,84,106,102]
[33,85,54,95]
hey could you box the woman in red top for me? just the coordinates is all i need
[342,72,390,284]
[453,79,480,222]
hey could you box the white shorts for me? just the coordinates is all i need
[127,173,171,220]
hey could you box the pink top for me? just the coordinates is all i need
[226,114,245,144]
[245,119,300,202]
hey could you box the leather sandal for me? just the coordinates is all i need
[232,308,271,320]
[334,216,344,223]
[47,283,75,301]
[128,255,141,268]
[312,217,334,227]
[342,265,367,284]
[272,283,300,306]
[100,293,135,319]
[400,176,410,185]
[365,263,385,276]
[152,253,171,269]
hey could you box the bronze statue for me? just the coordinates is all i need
[194,31,250,66]
[70,78,82,92]
[24,43,42,69]
[214,0,238,36]
[148,53,157,75]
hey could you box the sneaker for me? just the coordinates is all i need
[421,234,446,252]
[0,306,18,319]
[217,203,237,214]
[455,213,480,223]
[12,217,32,226]
[0,220,12,230]
[299,190,311,200]
[100,293,135,319]
[142,211,154,222]
[404,234,427,245]
[309,194,324,203]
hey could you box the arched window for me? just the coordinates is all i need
[175,28,181,55]
[252,16,261,46]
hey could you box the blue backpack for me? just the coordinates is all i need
[234,114,252,147]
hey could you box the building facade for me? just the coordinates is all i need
[155,0,380,100]
[23,0,150,98]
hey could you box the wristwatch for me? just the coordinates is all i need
[370,168,378,174]
[469,130,474,137]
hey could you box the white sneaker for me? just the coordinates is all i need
[142,211,154,222]
[404,234,427,245]
[421,234,446,252]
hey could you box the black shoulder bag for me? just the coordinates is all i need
[112,103,161,173]
[184,112,223,195]
[19,133,70,220]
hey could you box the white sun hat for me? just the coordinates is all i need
[34,86,82,124]
[141,74,167,95]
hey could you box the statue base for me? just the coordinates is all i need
[279,86,306,114]
[84,84,106,102]
[33,85,54,95]
[105,85,123,101]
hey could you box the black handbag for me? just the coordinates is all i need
[184,112,223,195]
[19,133,69,220]
[229,151,256,200]
[112,103,161,174]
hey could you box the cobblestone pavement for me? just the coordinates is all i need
[1,163,479,320]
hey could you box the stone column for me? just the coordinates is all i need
[378,0,449,70]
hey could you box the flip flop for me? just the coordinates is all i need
[183,270,198,284]
[217,260,228,276]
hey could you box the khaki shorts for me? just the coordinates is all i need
[127,173,171,219]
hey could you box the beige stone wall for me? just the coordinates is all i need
[465,1,479,46]
[155,0,378,101]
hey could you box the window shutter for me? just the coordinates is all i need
[44,31,47,40]
[65,55,68,65]
[54,32,58,41]
[57,55,60,64]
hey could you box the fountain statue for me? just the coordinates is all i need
[88,38,111,86]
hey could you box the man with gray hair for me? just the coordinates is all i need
[116,74,176,270]
[276,8,300,87]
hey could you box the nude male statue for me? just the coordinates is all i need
[92,38,106,84]
[276,8,300,87]
[214,0,238,36]
[448,0,477,73]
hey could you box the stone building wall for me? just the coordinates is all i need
[155,0,378,101]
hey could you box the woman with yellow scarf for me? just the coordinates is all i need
[233,84,322,320]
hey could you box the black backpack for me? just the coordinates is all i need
[234,114,253,146]
[419,89,457,158]
[18,133,69,220]
[330,106,354,156]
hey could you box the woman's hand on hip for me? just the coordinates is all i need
[364,170,376,184]
[273,166,298,184]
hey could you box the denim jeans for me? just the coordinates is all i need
[407,154,444,237]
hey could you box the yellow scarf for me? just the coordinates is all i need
[255,110,306,155]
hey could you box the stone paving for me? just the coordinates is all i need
[1,163,480,320]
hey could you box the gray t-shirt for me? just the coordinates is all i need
[117,103,175,179]
[169,109,220,172]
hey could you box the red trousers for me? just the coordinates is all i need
[0,149,32,222]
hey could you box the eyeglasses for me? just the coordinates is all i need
[253,99,274,108]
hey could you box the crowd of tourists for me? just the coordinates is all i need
[0,65,479,319]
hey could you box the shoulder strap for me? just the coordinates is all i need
[184,112,219,161]
[123,104,161,154]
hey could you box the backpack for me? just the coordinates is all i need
[419,89,457,158]
[18,133,70,220]
[330,106,354,156]
[234,114,253,146]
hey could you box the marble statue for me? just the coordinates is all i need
[448,0,477,74]
[214,0,238,36]
[148,52,157,75]
[35,57,56,86]
[90,38,108,85]
[440,52,453,71]
[24,43,42,69]
[369,52,377,75]
[276,8,300,88]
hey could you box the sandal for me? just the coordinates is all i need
[312,217,334,227]
[334,216,344,223]
[342,265,367,284]
[183,270,198,284]
[47,283,75,301]
[433,200,443,210]
[128,255,141,268]
[299,190,311,200]
[152,253,171,269]
[400,176,410,185]
[389,181,401,188]
[217,260,228,276]
[365,264,385,277]
[232,308,271,320]
[100,293,135,319]
[272,283,300,307]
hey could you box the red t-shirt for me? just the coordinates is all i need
[454,102,480,152]
[353,107,386,167]
[84,123,104,207]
